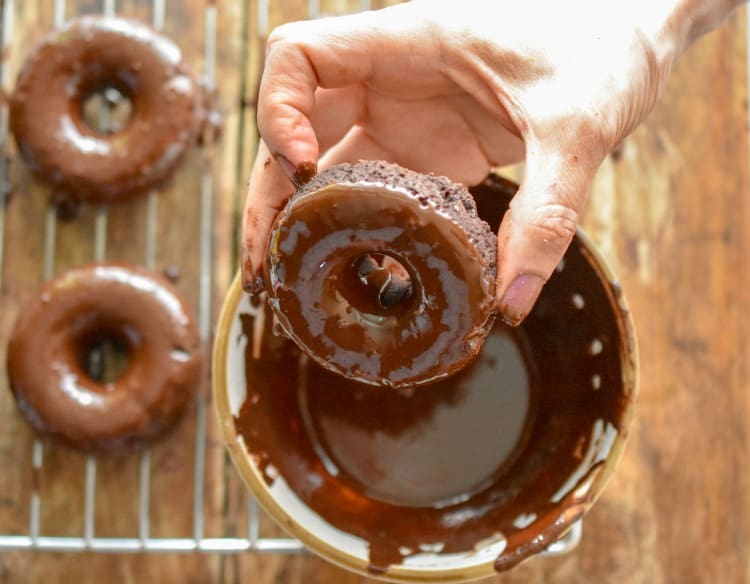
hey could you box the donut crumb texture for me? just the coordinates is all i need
[296,161,498,282]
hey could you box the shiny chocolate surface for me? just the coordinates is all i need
[264,162,497,388]
[7,263,202,453]
[9,16,206,203]
[236,173,634,575]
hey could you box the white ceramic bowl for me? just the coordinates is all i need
[214,211,637,582]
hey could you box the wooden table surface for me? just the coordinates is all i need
[0,0,748,582]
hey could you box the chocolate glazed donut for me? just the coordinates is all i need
[264,161,498,389]
[6,263,202,453]
[9,16,205,203]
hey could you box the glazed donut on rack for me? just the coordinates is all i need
[9,15,206,204]
[262,160,498,389]
[6,263,202,453]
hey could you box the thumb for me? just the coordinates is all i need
[495,144,600,326]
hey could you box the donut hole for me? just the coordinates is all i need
[78,331,132,384]
[337,252,416,318]
[81,85,133,134]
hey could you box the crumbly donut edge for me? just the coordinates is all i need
[293,160,498,283]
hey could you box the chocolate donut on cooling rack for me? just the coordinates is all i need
[6,263,202,453]
[9,15,205,203]
[263,161,498,389]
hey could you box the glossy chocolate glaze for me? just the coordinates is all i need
[264,161,497,388]
[236,173,633,574]
[301,327,534,509]
[9,16,205,203]
[7,263,202,453]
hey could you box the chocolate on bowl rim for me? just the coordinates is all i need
[214,173,638,581]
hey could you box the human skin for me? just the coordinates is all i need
[241,0,743,325]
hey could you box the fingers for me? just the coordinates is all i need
[240,127,397,293]
[241,141,295,292]
[258,13,382,179]
[495,141,601,326]
[310,86,366,155]
[258,3,445,180]
[241,123,396,294]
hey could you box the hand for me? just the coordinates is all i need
[241,0,741,324]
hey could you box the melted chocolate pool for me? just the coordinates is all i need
[233,174,633,574]
[300,326,534,509]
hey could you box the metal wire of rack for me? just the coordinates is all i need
[0,0,582,560]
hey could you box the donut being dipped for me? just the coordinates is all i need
[264,161,498,389]
[9,16,205,204]
[6,263,202,453]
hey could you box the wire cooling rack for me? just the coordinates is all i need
[0,0,581,559]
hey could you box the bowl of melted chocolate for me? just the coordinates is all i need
[214,173,638,581]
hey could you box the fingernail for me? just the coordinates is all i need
[273,154,317,189]
[499,274,545,326]
[241,246,266,295]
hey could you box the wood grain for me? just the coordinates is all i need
[1,1,749,583]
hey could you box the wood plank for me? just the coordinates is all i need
[0,0,235,579]
[0,0,72,545]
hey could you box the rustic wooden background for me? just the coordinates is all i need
[0,0,748,582]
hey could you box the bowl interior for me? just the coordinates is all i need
[214,174,637,581]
